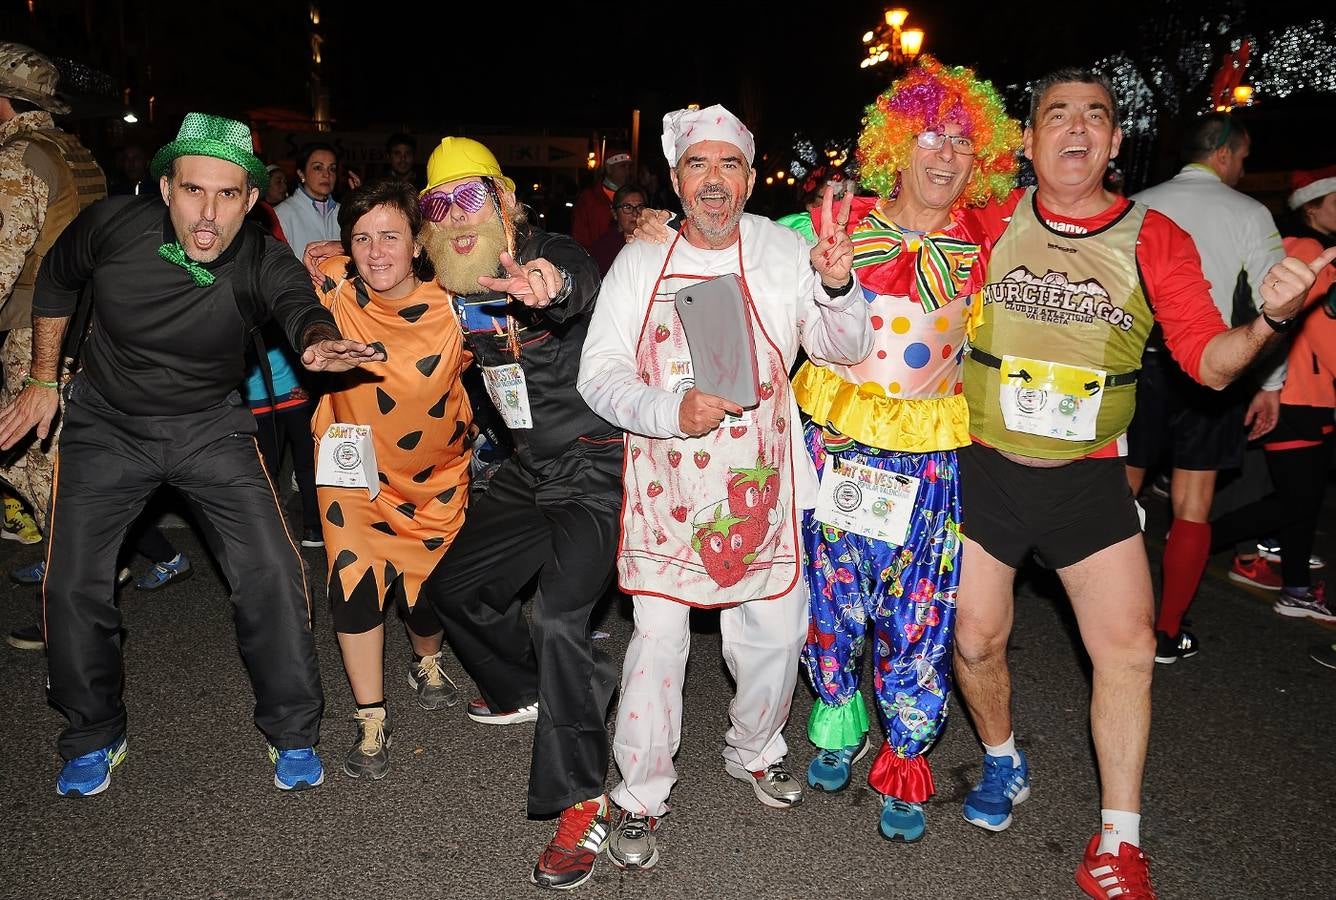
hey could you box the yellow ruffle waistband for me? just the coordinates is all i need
[793,363,970,453]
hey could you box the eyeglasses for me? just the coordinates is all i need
[916,130,976,155]
[418,181,490,222]
[615,203,646,214]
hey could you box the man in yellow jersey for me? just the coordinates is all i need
[951,67,1335,899]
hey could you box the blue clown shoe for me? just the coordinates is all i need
[805,735,870,792]
[879,796,926,842]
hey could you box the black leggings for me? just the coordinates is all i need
[1213,437,1332,588]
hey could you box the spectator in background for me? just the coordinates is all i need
[1125,112,1287,665]
[1212,167,1336,630]
[275,142,342,258]
[240,325,321,550]
[107,143,151,196]
[776,163,852,245]
[589,183,646,275]
[571,147,633,250]
[264,163,289,207]
[385,132,420,186]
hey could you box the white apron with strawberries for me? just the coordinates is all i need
[618,232,800,607]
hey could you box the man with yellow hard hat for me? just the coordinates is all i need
[416,137,622,890]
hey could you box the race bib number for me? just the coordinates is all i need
[481,363,534,430]
[315,423,380,499]
[666,356,752,427]
[998,355,1105,442]
[813,456,920,546]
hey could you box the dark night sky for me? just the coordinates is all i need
[4,0,1328,183]
[23,0,1158,132]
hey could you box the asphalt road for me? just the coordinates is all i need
[0,485,1331,900]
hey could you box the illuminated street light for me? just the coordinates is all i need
[860,6,924,71]
[1232,84,1255,106]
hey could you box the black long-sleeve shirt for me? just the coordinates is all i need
[451,227,620,472]
[35,195,337,416]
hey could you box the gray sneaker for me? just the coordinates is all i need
[724,759,804,809]
[1274,588,1335,622]
[606,808,661,869]
[408,652,459,710]
[343,709,391,780]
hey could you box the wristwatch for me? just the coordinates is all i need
[1259,308,1297,333]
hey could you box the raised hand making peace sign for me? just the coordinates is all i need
[811,188,856,290]
[477,251,567,308]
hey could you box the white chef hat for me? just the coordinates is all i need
[661,104,755,168]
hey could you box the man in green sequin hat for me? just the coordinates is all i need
[0,110,388,800]
[150,112,269,267]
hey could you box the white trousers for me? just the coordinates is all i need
[609,582,808,817]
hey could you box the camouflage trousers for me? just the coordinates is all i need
[0,327,63,533]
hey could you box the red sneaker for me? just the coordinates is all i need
[530,796,609,891]
[1076,834,1157,899]
[1229,555,1282,591]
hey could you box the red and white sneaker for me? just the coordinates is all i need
[530,796,609,891]
[1229,555,1282,591]
[1076,834,1157,899]
[465,697,538,725]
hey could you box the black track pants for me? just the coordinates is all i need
[424,439,622,817]
[43,377,324,760]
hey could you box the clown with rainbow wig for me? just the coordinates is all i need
[791,57,1020,842]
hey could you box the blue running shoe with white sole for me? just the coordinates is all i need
[963,751,1030,831]
[57,735,128,797]
[879,796,926,842]
[268,745,324,791]
[806,735,870,792]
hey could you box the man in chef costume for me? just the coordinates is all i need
[578,103,874,870]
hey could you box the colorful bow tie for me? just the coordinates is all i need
[157,242,216,287]
[851,210,979,313]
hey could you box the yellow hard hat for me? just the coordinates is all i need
[422,137,515,195]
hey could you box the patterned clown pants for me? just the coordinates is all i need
[800,423,961,803]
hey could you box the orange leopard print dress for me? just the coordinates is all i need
[314,257,472,613]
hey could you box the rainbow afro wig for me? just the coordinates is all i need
[857,56,1021,208]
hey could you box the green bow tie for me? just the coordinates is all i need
[157,242,216,287]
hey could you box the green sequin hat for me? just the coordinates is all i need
[150,112,269,190]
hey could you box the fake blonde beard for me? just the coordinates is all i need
[422,214,509,296]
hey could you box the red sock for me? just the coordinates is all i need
[1157,518,1211,635]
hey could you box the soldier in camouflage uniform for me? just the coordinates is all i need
[0,43,106,648]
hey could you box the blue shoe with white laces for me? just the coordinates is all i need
[268,745,324,791]
[134,553,192,591]
[963,750,1030,831]
[806,735,870,792]
[879,796,927,842]
[56,735,128,797]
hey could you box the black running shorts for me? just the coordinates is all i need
[959,442,1143,570]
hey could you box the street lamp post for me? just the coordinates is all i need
[860,7,925,71]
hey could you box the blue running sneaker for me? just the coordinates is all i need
[134,553,192,591]
[11,558,45,585]
[269,745,324,791]
[806,735,870,792]
[879,796,926,842]
[56,735,128,797]
[963,751,1030,831]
